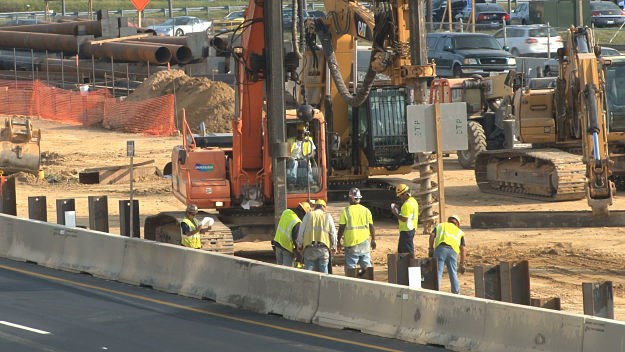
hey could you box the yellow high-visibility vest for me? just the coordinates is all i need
[434,222,465,254]
[273,209,300,253]
[181,218,201,249]
[399,196,419,231]
[340,204,372,247]
[288,136,314,158]
[302,209,331,249]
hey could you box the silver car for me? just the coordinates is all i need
[494,25,562,57]
[148,16,212,36]
[543,47,621,76]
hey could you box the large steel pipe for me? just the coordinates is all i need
[124,41,192,64]
[0,31,80,53]
[82,42,171,65]
[0,21,102,36]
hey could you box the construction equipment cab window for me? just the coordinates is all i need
[287,122,322,193]
[605,60,625,132]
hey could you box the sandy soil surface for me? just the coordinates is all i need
[11,118,625,321]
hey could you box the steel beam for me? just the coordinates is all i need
[88,196,109,233]
[470,210,625,228]
[28,196,47,222]
[119,199,140,237]
[583,281,614,319]
[56,198,75,225]
[530,297,561,310]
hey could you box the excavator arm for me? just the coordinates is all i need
[563,27,614,215]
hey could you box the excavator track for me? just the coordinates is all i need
[144,211,234,255]
[475,148,587,201]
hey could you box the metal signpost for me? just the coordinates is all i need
[127,140,135,237]
[130,0,151,27]
[407,102,468,223]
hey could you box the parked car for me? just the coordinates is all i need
[427,32,516,77]
[590,1,625,27]
[430,0,467,22]
[543,46,621,76]
[212,11,245,33]
[455,3,510,27]
[494,25,562,57]
[147,16,212,36]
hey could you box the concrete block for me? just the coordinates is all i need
[246,263,321,322]
[398,289,486,350]
[582,316,625,351]
[57,227,126,280]
[313,275,405,338]
[481,301,584,352]
[119,240,252,305]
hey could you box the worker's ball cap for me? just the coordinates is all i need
[298,201,312,213]
[349,187,362,199]
[297,124,306,132]
[186,204,199,214]
[316,199,327,207]
[396,183,409,196]
[449,214,461,224]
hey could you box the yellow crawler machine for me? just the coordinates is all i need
[301,0,436,213]
[475,26,624,216]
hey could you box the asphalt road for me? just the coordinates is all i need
[0,258,450,352]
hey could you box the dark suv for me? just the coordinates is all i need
[427,32,516,77]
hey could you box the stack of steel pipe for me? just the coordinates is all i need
[122,41,192,64]
[0,21,103,37]
[0,31,82,53]
[81,42,172,65]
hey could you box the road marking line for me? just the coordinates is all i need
[0,264,404,352]
[0,321,51,335]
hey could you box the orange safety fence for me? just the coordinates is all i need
[0,80,176,136]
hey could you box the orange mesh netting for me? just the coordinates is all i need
[0,80,175,136]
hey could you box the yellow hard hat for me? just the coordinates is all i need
[449,214,461,224]
[315,199,327,207]
[396,184,409,196]
[298,201,312,212]
[297,124,306,132]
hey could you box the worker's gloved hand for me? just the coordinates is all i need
[459,263,466,275]
[370,239,377,250]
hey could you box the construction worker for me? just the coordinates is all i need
[337,188,376,273]
[272,201,312,267]
[180,204,206,249]
[391,184,419,257]
[287,124,316,185]
[296,199,337,273]
[428,215,466,294]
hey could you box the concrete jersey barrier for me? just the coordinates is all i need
[0,213,624,351]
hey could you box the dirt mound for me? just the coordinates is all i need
[127,70,234,133]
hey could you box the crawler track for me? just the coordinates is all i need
[475,148,587,201]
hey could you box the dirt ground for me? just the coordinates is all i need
[11,118,625,321]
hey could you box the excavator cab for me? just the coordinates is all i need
[604,58,625,133]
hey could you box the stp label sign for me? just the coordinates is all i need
[130,0,150,11]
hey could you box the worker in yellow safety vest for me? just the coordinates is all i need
[337,188,376,273]
[286,124,316,186]
[272,201,312,267]
[296,199,337,273]
[428,215,466,294]
[180,204,209,249]
[391,184,419,257]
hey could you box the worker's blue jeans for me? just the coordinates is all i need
[275,246,295,267]
[303,246,329,273]
[344,240,372,270]
[398,229,415,256]
[435,244,459,294]
[287,158,313,185]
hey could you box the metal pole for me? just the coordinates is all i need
[91,55,96,89]
[138,10,142,28]
[168,0,174,18]
[126,63,130,96]
[61,52,65,88]
[111,56,115,97]
[129,155,134,237]
[13,48,17,88]
[45,50,49,84]
[578,0,583,26]
[31,49,34,83]
[266,0,288,227]
[447,0,452,31]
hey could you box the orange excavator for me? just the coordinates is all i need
[144,1,328,253]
